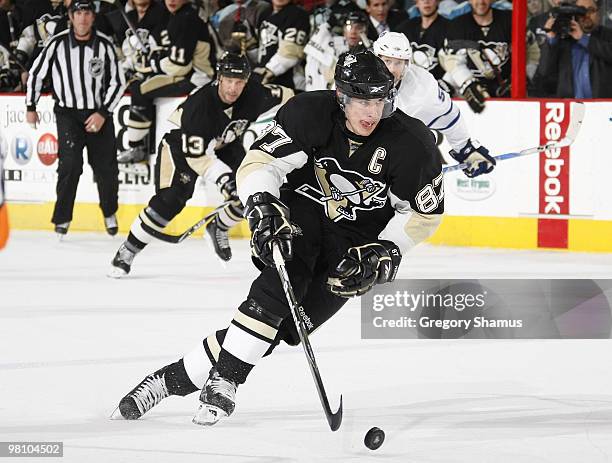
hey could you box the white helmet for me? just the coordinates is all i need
[373,31,412,61]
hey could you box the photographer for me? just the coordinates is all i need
[536,0,612,97]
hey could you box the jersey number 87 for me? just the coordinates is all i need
[416,172,444,213]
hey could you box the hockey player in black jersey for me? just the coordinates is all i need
[117,0,216,166]
[395,0,450,81]
[254,0,310,89]
[438,0,512,111]
[111,50,443,425]
[108,53,293,276]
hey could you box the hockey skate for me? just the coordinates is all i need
[192,369,237,426]
[104,214,118,236]
[108,243,136,278]
[205,216,232,262]
[111,369,170,420]
[117,146,149,176]
[54,221,70,239]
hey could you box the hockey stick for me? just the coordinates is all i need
[319,186,369,201]
[140,201,231,244]
[272,243,343,432]
[116,4,150,55]
[443,101,585,174]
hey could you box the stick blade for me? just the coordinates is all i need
[327,395,343,431]
[566,101,586,142]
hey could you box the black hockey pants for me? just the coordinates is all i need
[52,106,118,225]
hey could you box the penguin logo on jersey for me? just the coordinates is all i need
[411,43,438,72]
[219,119,249,146]
[296,157,386,221]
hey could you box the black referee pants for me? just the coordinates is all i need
[52,107,119,225]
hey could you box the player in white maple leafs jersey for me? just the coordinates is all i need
[373,31,496,178]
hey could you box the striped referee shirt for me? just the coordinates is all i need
[26,28,125,115]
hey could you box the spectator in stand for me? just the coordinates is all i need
[528,0,548,21]
[529,0,561,46]
[216,0,270,61]
[536,0,612,97]
[365,0,407,42]
[395,0,449,80]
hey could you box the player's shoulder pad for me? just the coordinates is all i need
[284,3,309,15]
[387,110,438,158]
[276,90,337,146]
[408,65,440,93]
[277,90,336,121]
[181,81,217,110]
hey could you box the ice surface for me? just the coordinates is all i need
[1,232,612,462]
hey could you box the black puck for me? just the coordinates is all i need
[364,427,385,450]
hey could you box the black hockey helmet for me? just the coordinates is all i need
[334,50,397,118]
[216,52,251,79]
[69,0,94,13]
[343,10,368,28]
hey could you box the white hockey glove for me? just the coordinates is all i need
[450,139,496,178]
[327,241,402,298]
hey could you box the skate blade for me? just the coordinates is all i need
[204,233,229,269]
[110,406,125,420]
[107,266,128,279]
[192,403,228,426]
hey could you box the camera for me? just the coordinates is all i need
[550,2,588,39]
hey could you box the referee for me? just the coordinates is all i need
[25,0,126,237]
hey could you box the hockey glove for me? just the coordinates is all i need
[215,173,239,202]
[327,241,402,298]
[460,80,489,114]
[253,67,274,84]
[450,139,496,178]
[245,192,294,267]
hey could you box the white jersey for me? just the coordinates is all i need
[397,65,470,152]
[304,23,348,91]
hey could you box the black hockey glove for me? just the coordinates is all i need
[327,241,402,298]
[215,173,239,202]
[461,80,489,114]
[245,192,294,267]
[450,139,496,178]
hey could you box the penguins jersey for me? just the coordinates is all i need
[151,3,215,87]
[165,79,294,177]
[445,9,512,96]
[395,15,449,81]
[398,65,470,151]
[304,23,348,91]
[237,91,444,252]
[121,2,169,72]
[257,4,310,87]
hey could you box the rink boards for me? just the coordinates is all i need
[1,95,611,252]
